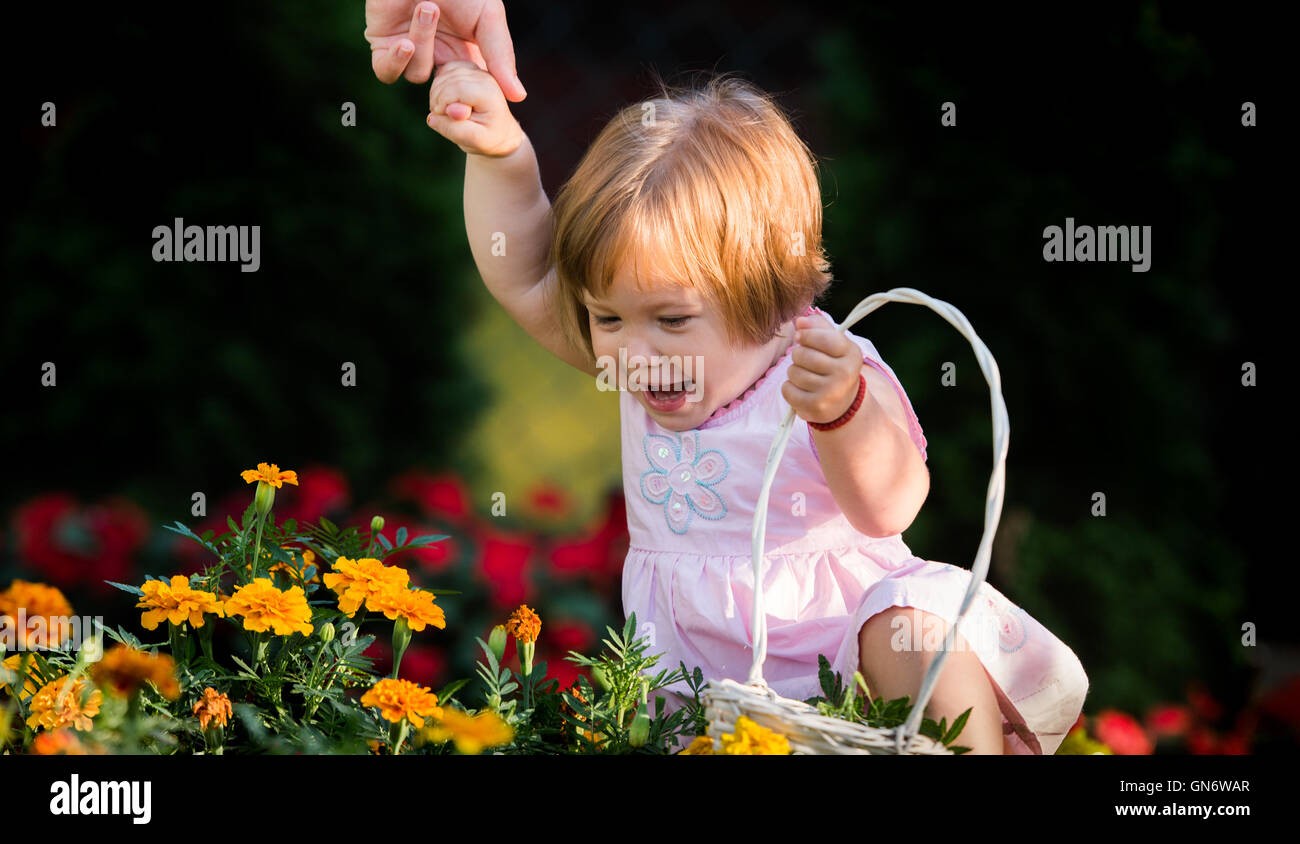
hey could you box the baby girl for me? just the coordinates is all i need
[425,59,1088,754]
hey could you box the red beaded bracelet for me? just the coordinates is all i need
[808,373,867,431]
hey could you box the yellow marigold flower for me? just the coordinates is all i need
[279,547,320,583]
[504,604,541,644]
[360,678,442,728]
[1055,725,1113,755]
[136,575,226,631]
[192,687,233,730]
[719,716,791,755]
[422,707,513,755]
[224,578,314,637]
[26,675,103,732]
[0,580,75,649]
[679,735,716,755]
[246,546,320,583]
[322,556,410,617]
[367,586,446,632]
[240,462,299,488]
[90,644,180,700]
[32,728,87,755]
[1,654,42,698]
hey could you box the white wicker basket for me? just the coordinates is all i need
[700,288,1010,755]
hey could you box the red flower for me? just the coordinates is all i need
[1093,709,1153,755]
[390,470,472,524]
[1216,730,1251,755]
[547,619,597,655]
[538,649,583,690]
[1256,674,1300,736]
[476,528,536,608]
[397,645,447,690]
[1186,681,1224,724]
[401,532,460,575]
[526,481,571,521]
[546,491,628,581]
[1145,703,1192,738]
[12,494,149,594]
[363,638,393,675]
[1186,726,1218,755]
[277,465,349,525]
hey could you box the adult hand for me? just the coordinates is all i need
[364,0,527,100]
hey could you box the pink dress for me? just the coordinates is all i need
[620,305,1089,754]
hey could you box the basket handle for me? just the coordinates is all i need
[747,288,1009,751]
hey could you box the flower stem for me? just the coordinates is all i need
[250,512,268,579]
[390,719,409,755]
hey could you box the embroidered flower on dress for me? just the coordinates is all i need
[640,431,729,534]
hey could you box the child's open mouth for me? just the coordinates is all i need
[644,380,693,412]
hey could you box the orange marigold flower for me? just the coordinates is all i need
[422,707,513,755]
[367,586,446,632]
[679,735,716,755]
[32,728,88,755]
[246,546,320,583]
[719,716,791,755]
[322,556,410,617]
[240,462,299,488]
[224,578,314,637]
[90,644,180,700]
[136,575,226,630]
[192,687,233,730]
[504,604,541,644]
[1,654,42,699]
[26,675,103,732]
[360,678,442,728]
[0,580,75,649]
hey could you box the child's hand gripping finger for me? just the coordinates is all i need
[427,60,524,158]
[782,313,865,425]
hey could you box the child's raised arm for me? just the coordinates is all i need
[428,61,598,378]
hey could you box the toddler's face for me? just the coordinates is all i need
[584,253,795,432]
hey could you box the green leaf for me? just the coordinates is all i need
[395,527,408,546]
[319,517,338,535]
[942,708,972,745]
[435,678,470,705]
[377,533,393,552]
[230,654,259,678]
[104,580,145,597]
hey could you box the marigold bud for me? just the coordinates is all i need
[591,665,611,692]
[629,704,651,748]
[370,515,385,534]
[319,622,336,644]
[488,625,507,663]
[253,481,276,517]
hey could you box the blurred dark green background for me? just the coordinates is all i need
[2,0,1285,742]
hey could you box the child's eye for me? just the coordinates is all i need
[593,316,620,326]
[660,316,690,328]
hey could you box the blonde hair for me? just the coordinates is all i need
[547,70,833,367]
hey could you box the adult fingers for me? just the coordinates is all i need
[475,0,526,101]
[372,39,416,84]
[403,1,441,83]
